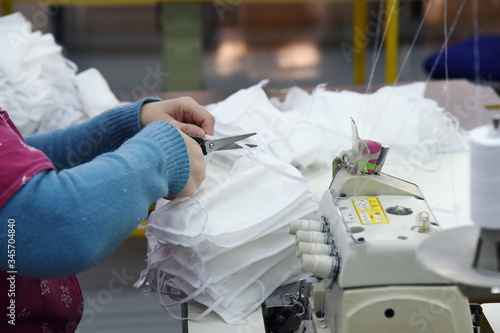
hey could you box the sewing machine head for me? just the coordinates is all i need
[264,119,475,333]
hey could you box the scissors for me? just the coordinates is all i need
[190,133,257,155]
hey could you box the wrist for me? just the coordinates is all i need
[137,121,190,196]
[139,99,164,129]
[103,97,160,144]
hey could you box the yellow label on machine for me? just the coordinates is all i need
[351,197,389,225]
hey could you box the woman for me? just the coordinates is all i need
[0,96,214,332]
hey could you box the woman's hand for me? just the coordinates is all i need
[171,131,207,198]
[140,97,215,137]
[140,97,212,198]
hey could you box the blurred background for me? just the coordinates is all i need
[9,0,500,96]
[4,1,500,332]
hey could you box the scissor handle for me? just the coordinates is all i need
[190,136,208,155]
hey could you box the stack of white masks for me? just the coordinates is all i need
[0,12,119,135]
[136,151,320,324]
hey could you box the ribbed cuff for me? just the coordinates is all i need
[138,121,190,196]
[102,98,161,146]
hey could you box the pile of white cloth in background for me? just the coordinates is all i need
[0,12,119,135]
[206,79,467,172]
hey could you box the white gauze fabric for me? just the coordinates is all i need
[206,80,333,173]
[208,80,466,173]
[75,67,120,118]
[269,82,467,168]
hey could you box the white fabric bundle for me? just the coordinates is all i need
[206,80,334,173]
[75,67,121,119]
[136,151,319,324]
[0,12,119,135]
[303,83,467,167]
[206,80,467,173]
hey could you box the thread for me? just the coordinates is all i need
[470,122,500,229]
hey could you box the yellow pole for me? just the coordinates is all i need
[353,0,367,85]
[2,0,14,15]
[384,0,399,84]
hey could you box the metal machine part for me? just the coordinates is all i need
[263,278,317,333]
[418,226,500,289]
[473,228,500,273]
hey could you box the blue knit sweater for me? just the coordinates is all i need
[0,98,190,278]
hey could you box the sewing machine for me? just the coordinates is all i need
[263,119,475,333]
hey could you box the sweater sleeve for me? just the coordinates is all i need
[0,121,189,279]
[25,98,160,170]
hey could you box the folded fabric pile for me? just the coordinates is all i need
[206,80,467,171]
[0,12,119,135]
[136,151,319,323]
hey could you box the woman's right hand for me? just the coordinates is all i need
[169,131,206,199]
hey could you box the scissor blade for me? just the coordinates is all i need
[208,133,256,152]
[215,143,258,152]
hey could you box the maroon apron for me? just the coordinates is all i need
[1,109,84,332]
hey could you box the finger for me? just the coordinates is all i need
[175,100,215,136]
[172,120,206,137]
[200,115,215,136]
[184,111,214,136]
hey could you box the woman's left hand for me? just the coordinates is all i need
[140,97,215,137]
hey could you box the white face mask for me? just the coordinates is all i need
[136,150,320,324]
[143,225,295,289]
[149,248,302,324]
[145,152,319,249]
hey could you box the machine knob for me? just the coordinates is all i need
[295,230,332,245]
[417,211,431,233]
[289,219,324,235]
[301,254,340,279]
[296,242,333,258]
[386,205,413,215]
